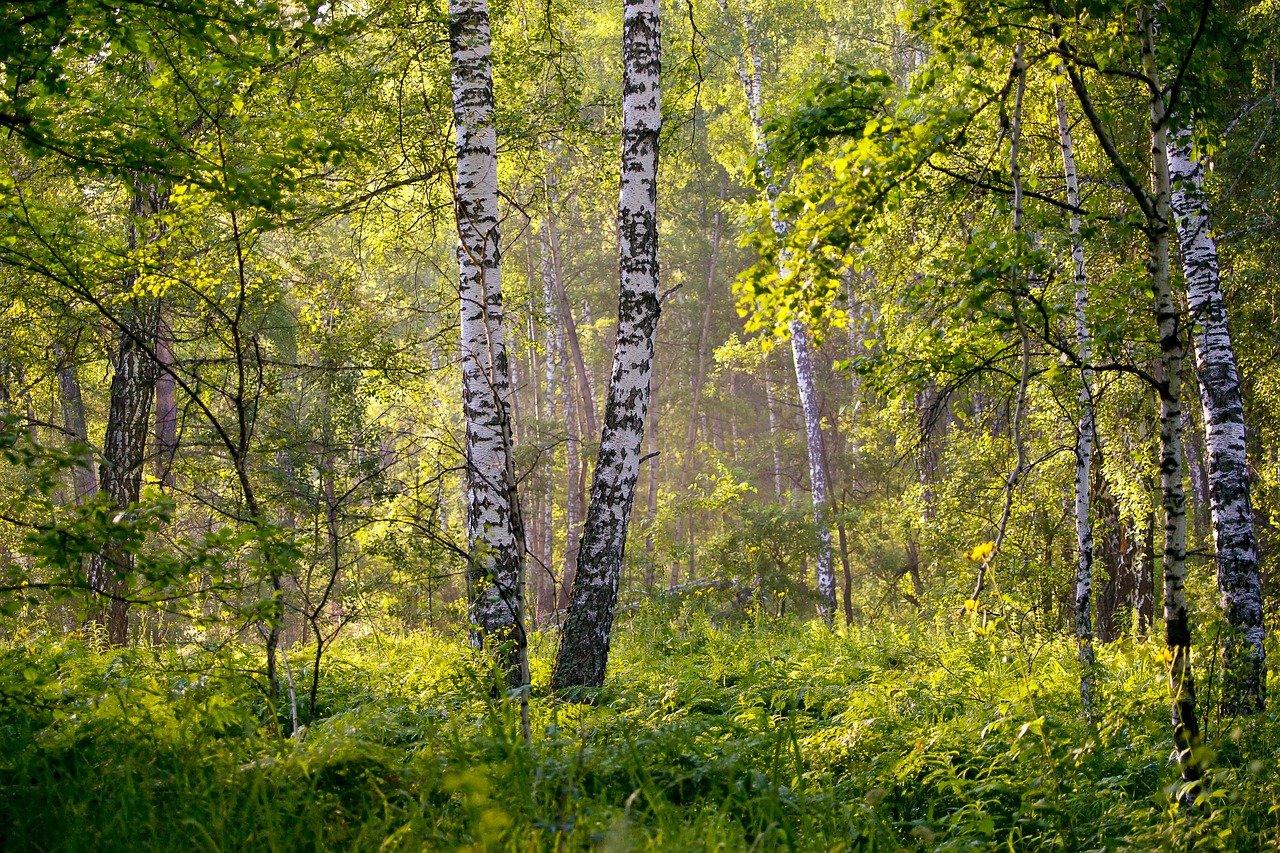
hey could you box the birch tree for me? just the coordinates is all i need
[448,0,528,689]
[552,0,661,691]
[1054,8,1201,786]
[1167,122,1265,715]
[720,0,836,623]
[1055,92,1097,711]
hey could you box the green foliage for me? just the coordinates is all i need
[3,614,1278,850]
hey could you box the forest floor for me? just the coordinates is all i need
[2,610,1278,850]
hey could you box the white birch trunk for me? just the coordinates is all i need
[538,216,562,618]
[723,0,837,622]
[1141,11,1199,785]
[1056,92,1098,710]
[1167,124,1266,714]
[449,0,527,688]
[552,0,661,691]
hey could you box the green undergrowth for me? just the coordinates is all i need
[2,612,1278,850]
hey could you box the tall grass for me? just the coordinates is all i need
[1,612,1277,850]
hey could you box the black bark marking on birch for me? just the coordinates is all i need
[449,0,528,691]
[552,0,661,694]
[1167,122,1265,715]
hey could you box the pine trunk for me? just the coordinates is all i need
[551,0,661,692]
[88,305,160,645]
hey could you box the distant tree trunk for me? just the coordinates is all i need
[1180,406,1211,539]
[537,215,562,620]
[449,0,527,690]
[546,209,599,443]
[763,361,784,499]
[552,0,661,692]
[55,346,96,504]
[1134,510,1156,635]
[643,381,660,585]
[675,183,725,588]
[1167,122,1266,715]
[563,343,583,607]
[153,318,178,489]
[1056,90,1097,710]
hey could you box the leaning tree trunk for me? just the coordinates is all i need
[1141,12,1200,787]
[1056,91,1098,712]
[724,0,837,622]
[551,0,661,692]
[790,324,836,622]
[1167,122,1266,715]
[449,0,528,690]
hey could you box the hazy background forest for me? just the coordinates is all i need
[2,0,1280,848]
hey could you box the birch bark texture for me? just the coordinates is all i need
[721,0,836,623]
[1167,124,1266,715]
[1055,92,1097,710]
[448,0,527,688]
[551,0,661,692]
[1141,11,1200,786]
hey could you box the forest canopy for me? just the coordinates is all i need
[2,0,1280,848]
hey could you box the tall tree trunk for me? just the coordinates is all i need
[562,341,583,608]
[1167,122,1266,715]
[537,216,562,620]
[88,307,160,644]
[1141,11,1200,786]
[723,0,836,622]
[541,175,586,611]
[552,0,661,692]
[87,181,167,646]
[449,0,527,690]
[543,182,599,444]
[1056,91,1098,711]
